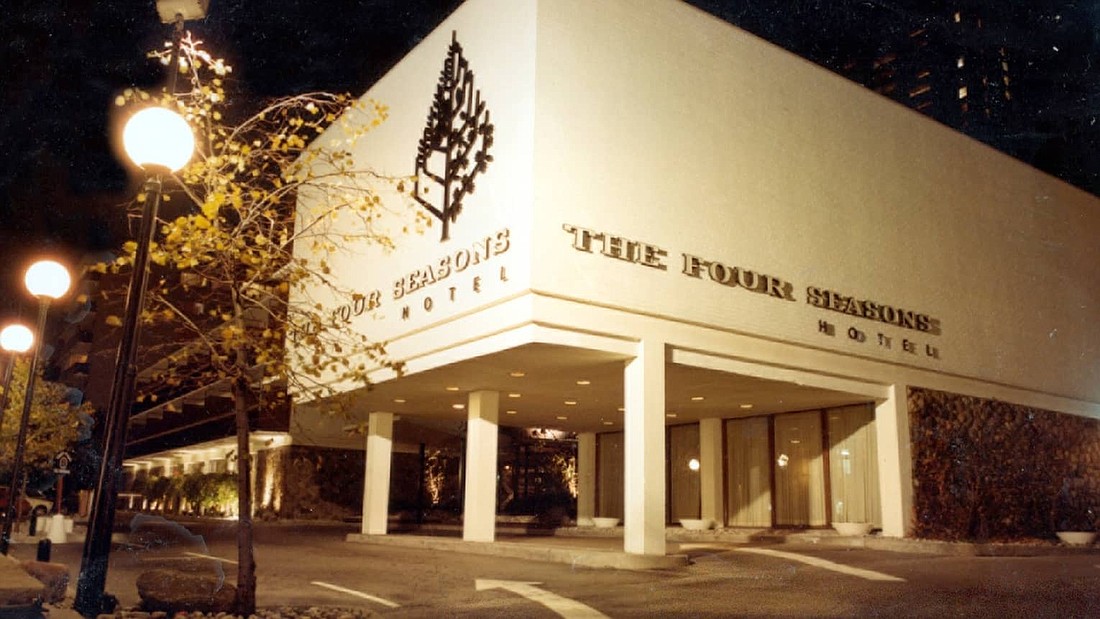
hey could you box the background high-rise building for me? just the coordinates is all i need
[688,0,1100,196]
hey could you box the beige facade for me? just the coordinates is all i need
[292,0,1100,555]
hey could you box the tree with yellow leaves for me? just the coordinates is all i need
[0,359,87,475]
[101,35,415,615]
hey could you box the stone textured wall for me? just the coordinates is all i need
[277,445,364,520]
[909,387,1100,541]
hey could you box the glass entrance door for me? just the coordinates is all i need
[773,411,826,526]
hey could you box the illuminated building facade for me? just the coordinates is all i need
[293,0,1100,557]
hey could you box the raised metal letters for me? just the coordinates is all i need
[414,31,495,242]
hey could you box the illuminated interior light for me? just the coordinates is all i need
[505,410,517,415]
[576,379,591,385]
[740,404,753,409]
[445,386,460,391]
[666,413,678,418]
[556,415,568,420]
[393,398,406,403]
[509,371,525,377]
[688,458,700,471]
[452,403,465,410]
[564,400,577,406]
[507,393,521,398]
[602,421,614,426]
[690,396,704,401]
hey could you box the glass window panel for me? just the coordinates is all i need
[774,411,826,526]
[668,424,701,520]
[597,432,624,519]
[726,417,772,527]
[827,404,881,526]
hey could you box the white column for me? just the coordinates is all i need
[576,432,597,524]
[463,390,500,542]
[699,417,724,528]
[362,412,394,535]
[623,339,667,555]
[875,384,913,538]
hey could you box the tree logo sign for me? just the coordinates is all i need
[414,32,495,242]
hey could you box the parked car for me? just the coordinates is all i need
[0,486,53,519]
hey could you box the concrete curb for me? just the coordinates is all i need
[553,526,1100,557]
[355,523,1100,562]
[347,533,690,570]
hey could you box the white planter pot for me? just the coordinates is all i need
[679,518,713,530]
[833,522,873,536]
[1056,531,1097,546]
[592,517,620,528]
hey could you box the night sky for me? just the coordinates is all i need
[0,0,464,322]
[1,0,1097,326]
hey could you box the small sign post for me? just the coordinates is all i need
[53,451,72,514]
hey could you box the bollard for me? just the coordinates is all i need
[36,538,51,562]
[28,513,38,536]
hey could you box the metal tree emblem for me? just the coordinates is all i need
[414,31,495,242]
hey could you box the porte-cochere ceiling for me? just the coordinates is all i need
[312,343,873,434]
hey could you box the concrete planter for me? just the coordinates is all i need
[592,517,620,528]
[1055,531,1097,546]
[833,522,873,536]
[679,518,713,530]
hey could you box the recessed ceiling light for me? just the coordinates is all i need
[505,410,518,415]
[576,379,591,385]
[556,415,568,420]
[666,413,678,418]
[509,371,526,377]
[602,421,614,426]
[564,400,577,406]
[452,403,465,410]
[393,398,406,403]
[740,404,754,409]
[691,396,704,401]
[507,393,521,398]
[445,386,460,392]
[617,407,624,412]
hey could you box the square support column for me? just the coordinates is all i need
[576,432,597,524]
[362,412,394,535]
[699,417,724,528]
[463,390,500,542]
[623,339,667,555]
[875,384,913,538]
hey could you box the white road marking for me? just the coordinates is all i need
[311,581,400,608]
[184,551,238,565]
[476,579,608,618]
[736,547,906,582]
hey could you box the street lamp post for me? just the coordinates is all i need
[0,261,71,555]
[74,106,194,616]
[0,324,34,533]
[0,324,34,441]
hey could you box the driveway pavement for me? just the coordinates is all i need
[4,519,1098,617]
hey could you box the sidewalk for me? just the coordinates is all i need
[347,522,1100,572]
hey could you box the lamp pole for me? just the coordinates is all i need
[0,261,71,555]
[0,324,34,445]
[74,106,194,616]
[0,324,34,536]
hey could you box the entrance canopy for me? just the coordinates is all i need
[295,340,881,441]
